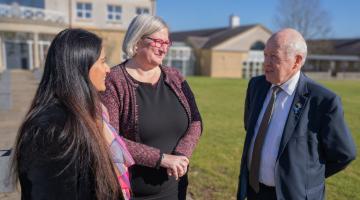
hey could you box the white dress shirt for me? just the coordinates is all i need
[247,71,300,186]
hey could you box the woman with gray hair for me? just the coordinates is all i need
[101,14,203,200]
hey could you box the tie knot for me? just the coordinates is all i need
[272,86,282,95]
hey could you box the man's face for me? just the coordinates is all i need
[263,38,299,85]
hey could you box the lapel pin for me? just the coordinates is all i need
[293,102,302,115]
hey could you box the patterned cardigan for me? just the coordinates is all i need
[100,62,203,168]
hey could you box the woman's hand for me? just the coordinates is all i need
[166,166,188,180]
[160,154,189,180]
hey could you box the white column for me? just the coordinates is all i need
[27,40,33,70]
[166,54,171,66]
[329,60,335,73]
[182,60,186,76]
[33,32,40,69]
[256,62,261,76]
[39,41,44,66]
[2,40,6,72]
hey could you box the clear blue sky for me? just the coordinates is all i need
[157,0,360,39]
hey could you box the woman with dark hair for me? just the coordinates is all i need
[12,28,133,200]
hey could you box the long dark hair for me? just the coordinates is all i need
[12,29,120,199]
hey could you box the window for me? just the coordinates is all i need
[171,60,183,72]
[250,41,265,50]
[76,2,92,19]
[170,50,176,58]
[136,7,150,15]
[242,67,247,78]
[107,5,122,21]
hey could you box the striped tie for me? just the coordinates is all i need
[249,86,282,193]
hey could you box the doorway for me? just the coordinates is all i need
[5,41,30,70]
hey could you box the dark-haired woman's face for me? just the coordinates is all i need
[89,48,110,91]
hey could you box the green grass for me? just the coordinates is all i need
[186,77,360,200]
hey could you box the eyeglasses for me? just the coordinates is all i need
[143,37,172,49]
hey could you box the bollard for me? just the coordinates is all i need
[0,149,15,192]
[0,70,12,110]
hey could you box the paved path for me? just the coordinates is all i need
[0,70,38,199]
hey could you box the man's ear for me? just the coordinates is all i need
[293,54,303,69]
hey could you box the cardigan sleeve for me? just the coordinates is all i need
[174,80,203,158]
[101,71,162,168]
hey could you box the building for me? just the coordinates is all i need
[0,0,156,73]
[167,15,272,78]
[304,38,360,79]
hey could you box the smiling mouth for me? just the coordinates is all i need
[154,53,164,57]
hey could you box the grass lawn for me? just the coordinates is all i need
[186,77,360,200]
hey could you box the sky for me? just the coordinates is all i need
[0,0,43,7]
[157,0,360,39]
[1,0,358,39]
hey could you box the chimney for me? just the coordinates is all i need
[150,0,156,15]
[229,15,240,28]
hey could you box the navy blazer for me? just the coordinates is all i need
[237,73,356,200]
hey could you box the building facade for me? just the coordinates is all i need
[169,16,272,78]
[0,0,156,73]
[304,39,360,79]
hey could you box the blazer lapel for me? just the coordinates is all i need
[246,79,271,148]
[277,73,310,160]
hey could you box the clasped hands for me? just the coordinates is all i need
[160,154,189,180]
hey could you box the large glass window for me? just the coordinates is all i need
[250,41,265,50]
[76,2,92,19]
[171,60,183,72]
[107,5,122,21]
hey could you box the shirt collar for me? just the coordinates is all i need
[271,71,300,96]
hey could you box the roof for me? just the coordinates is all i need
[171,27,227,42]
[307,38,360,56]
[170,24,271,49]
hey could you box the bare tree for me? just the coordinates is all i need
[273,0,332,39]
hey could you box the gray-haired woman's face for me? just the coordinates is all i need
[136,28,170,66]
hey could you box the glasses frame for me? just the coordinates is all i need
[143,36,172,49]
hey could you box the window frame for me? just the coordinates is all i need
[136,7,150,15]
[107,4,122,23]
[76,2,93,19]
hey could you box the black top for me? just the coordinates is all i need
[18,103,96,200]
[131,73,189,199]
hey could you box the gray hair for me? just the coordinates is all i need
[122,14,169,58]
[285,39,308,66]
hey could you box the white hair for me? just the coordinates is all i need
[122,14,169,58]
[285,39,308,66]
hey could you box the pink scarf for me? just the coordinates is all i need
[102,104,135,200]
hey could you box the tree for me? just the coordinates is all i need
[273,0,332,39]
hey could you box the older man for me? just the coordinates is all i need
[237,28,356,200]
